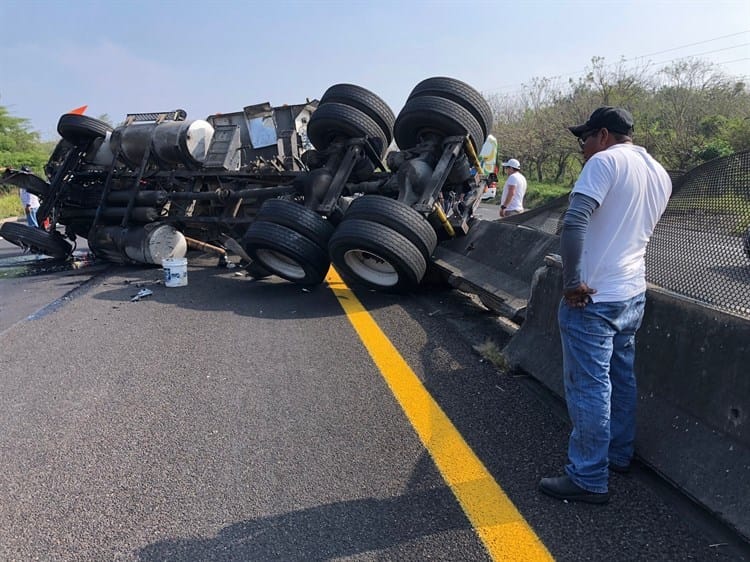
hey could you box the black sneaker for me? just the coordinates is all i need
[538,475,609,504]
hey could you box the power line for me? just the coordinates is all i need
[647,43,750,66]
[483,34,750,97]
[634,30,749,58]
[715,58,750,66]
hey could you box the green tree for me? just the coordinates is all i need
[722,116,750,152]
[0,104,52,184]
[486,56,750,176]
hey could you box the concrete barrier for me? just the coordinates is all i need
[503,259,750,541]
[431,220,559,322]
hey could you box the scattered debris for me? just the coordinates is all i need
[130,288,154,302]
[125,279,163,288]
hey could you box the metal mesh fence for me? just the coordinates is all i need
[504,150,750,320]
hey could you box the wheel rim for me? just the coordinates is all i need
[343,249,399,287]
[256,249,306,280]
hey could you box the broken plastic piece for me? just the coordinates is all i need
[130,288,154,302]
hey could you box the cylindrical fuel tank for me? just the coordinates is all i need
[110,120,214,170]
[84,131,116,167]
[124,223,188,264]
[110,123,157,168]
[152,120,214,168]
[89,224,187,264]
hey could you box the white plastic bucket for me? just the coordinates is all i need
[162,257,188,287]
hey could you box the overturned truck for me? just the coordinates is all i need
[1,77,493,292]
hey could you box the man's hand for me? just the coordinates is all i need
[563,282,597,308]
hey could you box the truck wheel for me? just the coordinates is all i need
[307,102,388,157]
[394,95,484,153]
[328,219,426,292]
[320,84,395,146]
[343,195,437,260]
[242,222,329,285]
[0,222,72,259]
[255,199,335,249]
[244,260,273,280]
[408,77,493,139]
[57,114,113,145]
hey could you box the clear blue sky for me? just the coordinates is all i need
[1,0,748,140]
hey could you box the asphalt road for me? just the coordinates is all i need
[0,224,102,335]
[0,237,748,560]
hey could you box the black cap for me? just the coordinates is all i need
[568,106,634,137]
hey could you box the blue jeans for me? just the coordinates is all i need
[558,293,646,493]
[26,207,39,228]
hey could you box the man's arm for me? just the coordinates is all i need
[560,192,598,306]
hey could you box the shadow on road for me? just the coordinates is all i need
[137,456,471,561]
[88,257,413,320]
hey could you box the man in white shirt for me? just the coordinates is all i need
[20,186,40,228]
[539,107,672,504]
[498,158,526,217]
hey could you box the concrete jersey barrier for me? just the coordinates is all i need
[431,220,560,323]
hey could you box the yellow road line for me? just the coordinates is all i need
[326,269,552,561]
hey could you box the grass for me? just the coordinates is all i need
[473,339,509,370]
[483,180,570,209]
[0,192,23,221]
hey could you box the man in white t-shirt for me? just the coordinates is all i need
[20,187,40,228]
[539,107,672,505]
[498,158,526,217]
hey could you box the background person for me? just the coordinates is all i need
[498,158,526,217]
[20,186,40,228]
[538,107,672,504]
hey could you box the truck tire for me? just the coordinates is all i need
[242,221,329,285]
[245,260,273,280]
[307,102,388,157]
[343,195,437,260]
[328,219,426,292]
[320,84,395,146]
[57,114,113,145]
[394,95,484,153]
[0,222,72,259]
[255,199,335,249]
[408,77,493,139]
